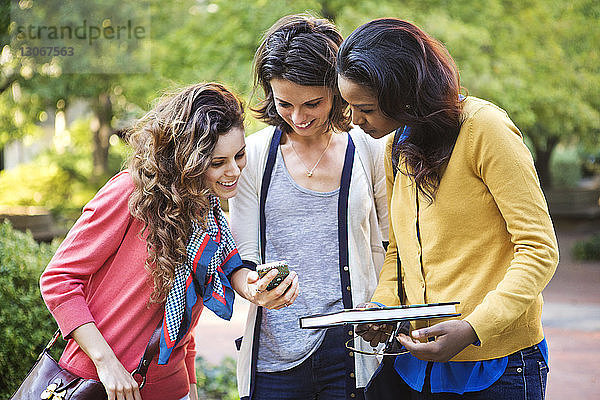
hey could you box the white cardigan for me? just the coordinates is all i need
[230,125,389,398]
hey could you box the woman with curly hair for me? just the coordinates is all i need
[337,19,558,399]
[229,14,388,400]
[40,82,257,400]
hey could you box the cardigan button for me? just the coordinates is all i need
[348,330,353,336]
[349,351,354,357]
[343,266,349,271]
[350,393,356,398]
[346,286,351,291]
[350,372,355,378]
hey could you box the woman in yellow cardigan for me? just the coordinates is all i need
[336,19,559,399]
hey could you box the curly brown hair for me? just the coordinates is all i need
[252,13,350,133]
[126,82,244,303]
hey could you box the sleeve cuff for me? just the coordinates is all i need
[186,360,197,384]
[242,260,257,270]
[227,260,257,281]
[50,297,95,338]
[185,346,197,383]
[464,308,497,346]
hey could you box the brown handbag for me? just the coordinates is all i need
[9,324,161,400]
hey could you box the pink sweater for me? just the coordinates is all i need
[40,171,203,400]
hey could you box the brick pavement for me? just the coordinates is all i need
[542,220,600,398]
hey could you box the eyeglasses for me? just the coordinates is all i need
[344,321,411,357]
[344,335,409,356]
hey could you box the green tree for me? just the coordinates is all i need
[2,0,599,188]
[1,0,151,178]
[337,0,600,187]
[459,0,600,188]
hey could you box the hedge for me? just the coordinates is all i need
[0,220,61,398]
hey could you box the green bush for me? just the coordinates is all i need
[0,156,75,209]
[550,146,582,188]
[0,220,62,398]
[572,233,600,261]
[0,116,129,224]
[195,356,238,400]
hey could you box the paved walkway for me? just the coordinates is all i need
[194,219,600,398]
[541,219,600,398]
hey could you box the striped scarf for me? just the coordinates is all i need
[158,195,241,364]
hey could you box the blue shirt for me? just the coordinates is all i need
[393,339,548,393]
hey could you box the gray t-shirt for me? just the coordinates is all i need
[257,148,343,372]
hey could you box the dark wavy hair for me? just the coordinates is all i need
[337,18,463,202]
[126,82,244,303]
[252,13,350,133]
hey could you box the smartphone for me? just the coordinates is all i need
[257,261,290,291]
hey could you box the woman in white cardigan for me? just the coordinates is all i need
[229,14,388,400]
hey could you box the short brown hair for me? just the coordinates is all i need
[252,14,350,133]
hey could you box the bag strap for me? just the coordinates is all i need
[41,329,61,359]
[45,323,161,390]
[130,322,162,389]
[387,127,412,343]
[391,127,405,304]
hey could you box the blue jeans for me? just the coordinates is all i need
[407,344,548,399]
[253,326,363,400]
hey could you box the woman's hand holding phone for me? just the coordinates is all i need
[251,266,299,309]
[231,263,299,310]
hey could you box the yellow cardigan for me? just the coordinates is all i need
[373,97,559,361]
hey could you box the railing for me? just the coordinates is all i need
[544,189,600,218]
[0,206,66,242]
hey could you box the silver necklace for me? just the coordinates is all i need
[289,133,334,177]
